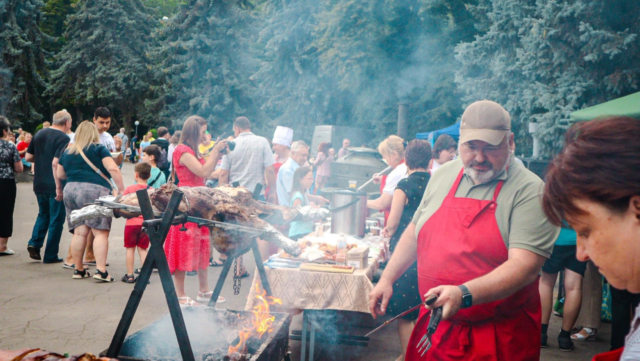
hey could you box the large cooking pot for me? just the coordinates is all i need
[328,189,368,237]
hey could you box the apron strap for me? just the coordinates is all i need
[448,168,508,202]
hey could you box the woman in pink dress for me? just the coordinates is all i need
[165,115,228,306]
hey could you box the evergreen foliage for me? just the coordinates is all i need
[40,0,81,53]
[46,0,158,128]
[0,0,49,125]
[149,0,261,132]
[456,0,640,156]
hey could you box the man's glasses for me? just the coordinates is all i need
[462,141,507,157]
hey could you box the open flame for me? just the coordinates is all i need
[228,284,283,355]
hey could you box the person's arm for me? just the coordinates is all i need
[424,249,546,319]
[307,194,329,205]
[208,168,222,180]
[314,152,325,166]
[52,157,63,201]
[369,222,418,318]
[25,152,34,162]
[219,169,230,185]
[367,193,393,211]
[180,140,228,179]
[56,163,67,180]
[13,160,23,174]
[102,156,125,192]
[265,165,276,202]
[383,189,407,237]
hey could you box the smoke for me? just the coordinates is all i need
[395,35,443,102]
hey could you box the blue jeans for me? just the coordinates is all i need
[28,193,66,262]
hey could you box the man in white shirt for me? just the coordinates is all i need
[68,108,122,166]
[277,140,328,207]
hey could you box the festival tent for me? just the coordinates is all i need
[570,91,640,121]
[416,122,460,145]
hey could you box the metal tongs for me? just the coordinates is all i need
[416,297,443,356]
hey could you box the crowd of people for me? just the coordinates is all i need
[2,101,640,361]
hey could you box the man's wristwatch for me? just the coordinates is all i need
[459,285,473,309]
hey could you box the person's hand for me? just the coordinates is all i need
[372,174,383,185]
[55,188,63,202]
[382,227,391,238]
[369,279,394,319]
[114,137,122,151]
[213,139,228,153]
[317,196,329,205]
[423,285,463,320]
[267,192,277,204]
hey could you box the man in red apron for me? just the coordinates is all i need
[370,100,559,360]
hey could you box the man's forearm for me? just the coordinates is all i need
[52,160,62,190]
[379,222,418,284]
[25,153,34,162]
[265,167,276,193]
[465,249,545,306]
[219,171,229,185]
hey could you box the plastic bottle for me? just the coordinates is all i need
[336,234,347,266]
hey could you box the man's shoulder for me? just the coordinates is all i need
[505,158,544,191]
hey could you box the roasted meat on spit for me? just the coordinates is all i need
[69,184,330,257]
[0,349,117,361]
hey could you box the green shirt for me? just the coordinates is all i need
[412,155,559,258]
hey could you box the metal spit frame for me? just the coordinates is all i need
[105,189,276,360]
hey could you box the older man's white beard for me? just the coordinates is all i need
[464,161,508,184]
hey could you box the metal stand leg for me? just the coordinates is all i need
[106,190,195,361]
[309,313,316,361]
[300,311,308,361]
[251,239,273,297]
[208,255,236,308]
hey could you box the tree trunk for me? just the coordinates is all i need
[75,107,83,126]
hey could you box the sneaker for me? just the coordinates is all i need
[94,269,115,283]
[43,257,64,264]
[541,333,548,348]
[73,269,91,279]
[558,336,574,352]
[27,246,41,260]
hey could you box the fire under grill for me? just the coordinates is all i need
[104,308,291,361]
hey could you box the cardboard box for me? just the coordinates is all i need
[347,246,370,269]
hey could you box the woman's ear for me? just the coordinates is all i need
[630,195,640,222]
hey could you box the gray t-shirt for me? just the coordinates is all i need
[622,304,640,361]
[220,132,274,194]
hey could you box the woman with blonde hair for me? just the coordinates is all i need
[367,135,408,225]
[57,121,124,281]
[165,116,228,306]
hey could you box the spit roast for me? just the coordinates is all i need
[69,184,330,257]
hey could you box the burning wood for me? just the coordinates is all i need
[0,349,117,361]
[68,184,330,257]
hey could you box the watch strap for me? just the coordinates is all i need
[459,284,472,309]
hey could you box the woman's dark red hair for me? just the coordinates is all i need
[543,116,640,226]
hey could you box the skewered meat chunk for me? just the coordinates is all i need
[0,349,117,361]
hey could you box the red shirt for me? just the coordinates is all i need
[17,141,29,159]
[123,183,150,226]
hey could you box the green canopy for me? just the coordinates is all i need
[570,91,640,121]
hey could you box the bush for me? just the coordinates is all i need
[35,123,43,134]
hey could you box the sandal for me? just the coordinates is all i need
[73,269,91,279]
[134,268,158,274]
[236,271,250,279]
[94,269,115,283]
[83,261,109,266]
[64,263,89,270]
[178,297,200,307]
[209,258,226,267]
[121,274,136,284]
[196,291,226,304]
[571,327,597,341]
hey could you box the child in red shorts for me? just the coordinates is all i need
[121,163,152,283]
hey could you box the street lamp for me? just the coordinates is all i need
[135,121,140,136]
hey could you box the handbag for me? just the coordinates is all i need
[78,148,119,197]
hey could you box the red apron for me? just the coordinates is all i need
[405,169,541,361]
[592,349,623,361]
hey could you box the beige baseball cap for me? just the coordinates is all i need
[459,100,511,146]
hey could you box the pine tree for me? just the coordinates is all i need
[149,0,261,132]
[46,0,158,128]
[455,0,640,157]
[0,0,49,126]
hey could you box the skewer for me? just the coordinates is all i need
[357,166,392,191]
[365,294,437,338]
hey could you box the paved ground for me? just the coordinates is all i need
[1,163,611,360]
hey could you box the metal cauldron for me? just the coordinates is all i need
[326,189,368,237]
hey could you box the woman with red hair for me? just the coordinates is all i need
[543,116,640,361]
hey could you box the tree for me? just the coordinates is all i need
[0,0,49,126]
[149,0,261,132]
[456,0,640,157]
[46,0,158,129]
[143,0,187,19]
[40,0,81,53]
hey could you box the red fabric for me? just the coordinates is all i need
[592,349,623,361]
[164,144,210,273]
[123,183,149,226]
[405,169,541,361]
[266,161,284,205]
[380,175,389,225]
[124,225,150,249]
[17,141,29,159]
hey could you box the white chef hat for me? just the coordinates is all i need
[272,126,293,148]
